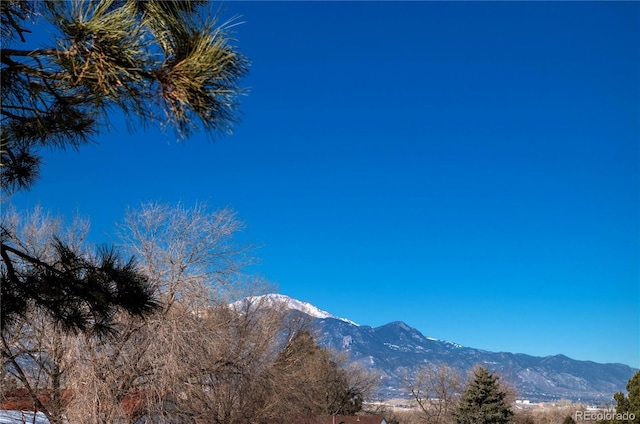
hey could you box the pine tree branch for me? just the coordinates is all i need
[1,48,58,58]
[1,334,51,417]
[0,242,19,289]
[1,242,62,275]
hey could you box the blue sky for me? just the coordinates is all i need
[9,2,639,368]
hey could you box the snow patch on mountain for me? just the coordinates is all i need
[232,294,359,326]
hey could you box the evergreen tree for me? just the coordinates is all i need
[453,366,513,424]
[611,370,640,424]
[1,0,248,335]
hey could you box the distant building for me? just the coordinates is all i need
[295,416,388,424]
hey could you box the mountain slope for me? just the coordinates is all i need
[316,318,635,402]
[257,295,636,403]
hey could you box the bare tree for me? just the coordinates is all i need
[407,363,464,424]
[267,328,378,420]
[179,296,289,424]
[64,202,262,423]
[4,202,376,422]
[0,207,90,424]
[117,202,251,307]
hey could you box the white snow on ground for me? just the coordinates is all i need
[0,410,50,424]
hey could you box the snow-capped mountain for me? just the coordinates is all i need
[230,293,359,326]
[312,318,638,403]
[244,294,636,403]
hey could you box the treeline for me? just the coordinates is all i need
[0,203,376,423]
[381,365,639,424]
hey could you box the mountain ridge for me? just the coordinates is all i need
[253,294,636,403]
